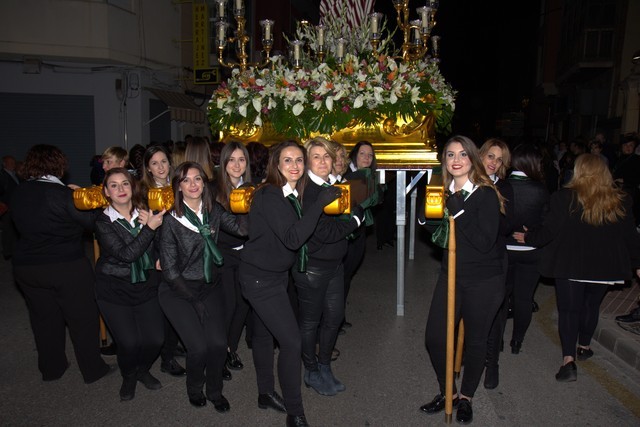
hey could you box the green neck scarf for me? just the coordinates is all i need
[286,193,308,273]
[181,202,224,283]
[431,188,471,249]
[115,218,154,284]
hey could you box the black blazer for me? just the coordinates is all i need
[505,177,549,247]
[524,189,640,281]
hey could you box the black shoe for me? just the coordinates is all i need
[210,395,230,413]
[338,328,346,335]
[137,371,162,390]
[100,342,117,356]
[456,398,473,424]
[532,300,539,313]
[342,321,353,329]
[484,365,499,390]
[161,358,186,376]
[576,347,594,361]
[189,393,207,407]
[222,366,232,381]
[510,340,522,354]
[419,393,459,414]
[119,376,137,401]
[555,361,577,382]
[258,391,286,413]
[286,414,310,427]
[615,307,640,323]
[226,351,243,370]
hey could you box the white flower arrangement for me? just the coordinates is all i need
[208,13,456,139]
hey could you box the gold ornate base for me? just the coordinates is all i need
[220,114,440,169]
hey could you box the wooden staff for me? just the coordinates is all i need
[93,238,108,347]
[455,320,464,378]
[444,216,456,423]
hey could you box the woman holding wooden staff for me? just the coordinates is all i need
[420,135,504,424]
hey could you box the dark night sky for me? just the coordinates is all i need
[377,1,540,140]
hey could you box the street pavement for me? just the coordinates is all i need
[1,227,639,426]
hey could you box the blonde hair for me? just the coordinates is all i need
[102,146,128,163]
[479,138,511,179]
[566,153,625,225]
[304,137,336,162]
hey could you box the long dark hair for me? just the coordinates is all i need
[216,141,252,209]
[102,167,146,215]
[141,144,173,190]
[511,144,545,182]
[349,140,377,172]
[171,161,213,217]
[264,140,307,187]
[20,144,67,179]
[442,135,505,213]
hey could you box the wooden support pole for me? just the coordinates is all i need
[455,320,464,378]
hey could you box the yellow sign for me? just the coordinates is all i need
[194,67,220,85]
[193,3,209,69]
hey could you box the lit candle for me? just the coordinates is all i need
[235,0,243,10]
[317,25,325,47]
[371,13,379,34]
[260,20,273,41]
[417,7,431,30]
[217,24,226,42]
[218,1,225,19]
[293,42,301,60]
[337,38,345,58]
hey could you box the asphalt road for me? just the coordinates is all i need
[1,228,639,426]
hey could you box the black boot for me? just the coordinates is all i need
[120,375,137,401]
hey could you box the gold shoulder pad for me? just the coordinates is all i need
[230,186,255,213]
[73,185,108,210]
[148,186,174,211]
[324,183,351,215]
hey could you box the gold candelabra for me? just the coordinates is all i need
[388,0,440,62]
[213,0,274,71]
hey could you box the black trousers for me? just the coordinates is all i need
[425,271,504,398]
[159,281,227,400]
[294,264,344,368]
[507,249,541,342]
[97,297,164,378]
[240,268,304,416]
[160,315,180,363]
[221,248,251,353]
[485,253,508,367]
[13,257,110,383]
[555,279,608,358]
[343,231,366,317]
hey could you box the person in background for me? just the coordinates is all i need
[478,138,512,390]
[342,141,381,330]
[214,141,253,378]
[515,154,640,382]
[295,137,364,397]
[589,139,609,167]
[0,155,19,259]
[128,144,146,179]
[102,146,129,172]
[239,141,340,427]
[612,132,640,226]
[139,144,186,378]
[246,141,269,184]
[11,144,113,383]
[94,168,166,401]
[491,144,549,388]
[158,161,247,411]
[421,135,505,424]
[185,137,215,183]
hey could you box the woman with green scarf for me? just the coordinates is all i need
[95,167,166,401]
[158,161,247,412]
